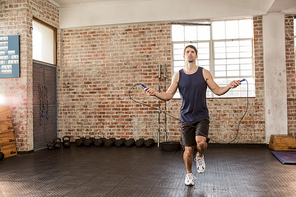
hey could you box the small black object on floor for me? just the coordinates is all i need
[0,144,296,196]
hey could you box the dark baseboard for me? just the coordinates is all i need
[17,150,34,155]
[208,143,268,147]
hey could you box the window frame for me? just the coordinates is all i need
[171,18,255,99]
[32,17,57,66]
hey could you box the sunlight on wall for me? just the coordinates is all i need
[0,95,5,105]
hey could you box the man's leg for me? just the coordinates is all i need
[183,146,194,173]
[180,121,197,186]
[195,136,207,173]
[183,146,195,186]
[196,136,207,157]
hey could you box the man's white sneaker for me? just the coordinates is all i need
[195,155,206,173]
[184,173,195,186]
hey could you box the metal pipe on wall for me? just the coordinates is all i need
[157,64,162,148]
[164,64,167,142]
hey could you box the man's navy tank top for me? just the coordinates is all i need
[178,67,209,122]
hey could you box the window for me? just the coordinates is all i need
[32,18,56,65]
[172,19,255,98]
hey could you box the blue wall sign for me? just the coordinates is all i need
[0,35,20,78]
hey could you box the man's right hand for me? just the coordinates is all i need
[144,87,156,96]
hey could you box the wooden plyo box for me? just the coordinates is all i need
[0,120,14,133]
[0,131,16,146]
[0,144,17,158]
[0,106,13,121]
[269,135,296,151]
[0,106,17,159]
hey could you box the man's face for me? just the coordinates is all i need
[183,47,198,63]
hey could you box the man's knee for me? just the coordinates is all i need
[196,139,208,151]
[198,140,207,147]
[196,136,207,146]
[184,146,194,155]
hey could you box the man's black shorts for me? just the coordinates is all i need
[180,119,210,147]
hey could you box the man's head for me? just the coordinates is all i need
[183,45,198,63]
[183,45,198,56]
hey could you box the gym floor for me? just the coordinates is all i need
[0,144,295,197]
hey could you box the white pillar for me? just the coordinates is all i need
[263,12,288,144]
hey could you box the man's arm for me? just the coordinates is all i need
[203,69,241,96]
[144,72,179,101]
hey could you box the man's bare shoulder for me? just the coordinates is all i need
[202,67,212,81]
[172,71,180,81]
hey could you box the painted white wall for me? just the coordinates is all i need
[263,12,288,144]
[59,0,274,29]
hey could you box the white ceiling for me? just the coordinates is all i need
[268,0,296,13]
[49,0,153,7]
[49,0,296,13]
[51,0,296,28]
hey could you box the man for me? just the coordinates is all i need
[144,45,241,186]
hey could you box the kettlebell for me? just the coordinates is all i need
[75,138,84,147]
[47,142,54,150]
[63,136,71,148]
[53,138,62,149]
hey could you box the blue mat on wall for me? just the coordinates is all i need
[271,151,296,165]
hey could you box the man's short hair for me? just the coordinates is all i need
[184,45,198,55]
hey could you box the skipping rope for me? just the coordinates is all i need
[129,79,249,145]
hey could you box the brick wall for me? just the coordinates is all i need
[2,2,291,147]
[285,15,296,136]
[58,24,172,141]
[0,0,58,151]
[59,17,266,144]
